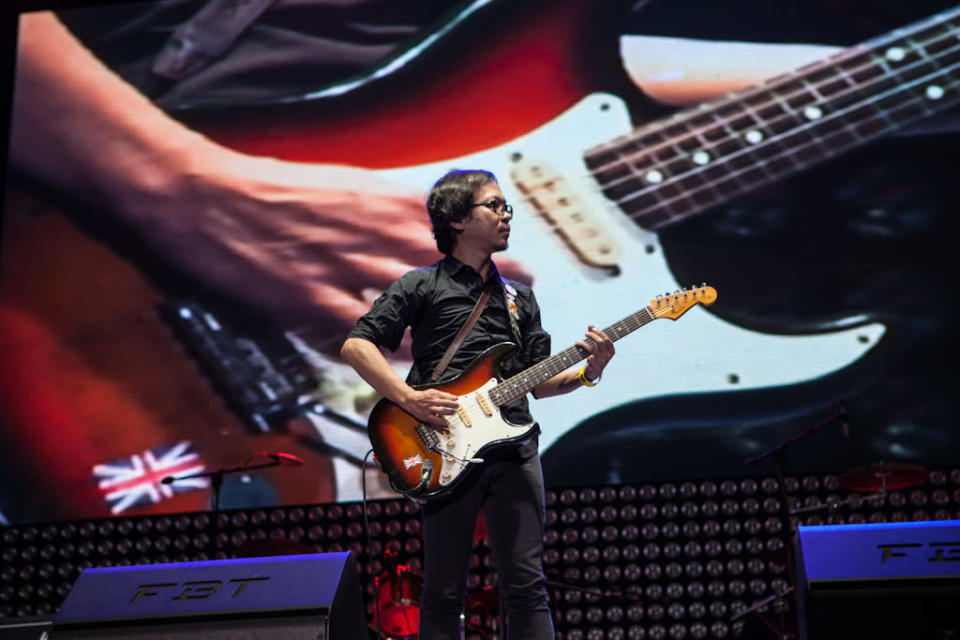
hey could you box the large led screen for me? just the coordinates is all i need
[2,0,958,524]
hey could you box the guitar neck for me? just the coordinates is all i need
[585,6,960,230]
[489,306,656,407]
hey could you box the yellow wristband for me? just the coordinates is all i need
[578,366,599,387]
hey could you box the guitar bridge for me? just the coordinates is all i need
[415,423,441,449]
[159,300,318,432]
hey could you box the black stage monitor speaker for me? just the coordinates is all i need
[795,520,960,640]
[51,551,366,639]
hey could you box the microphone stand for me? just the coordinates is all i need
[162,457,288,559]
[744,406,846,469]
[742,406,846,640]
[731,586,795,639]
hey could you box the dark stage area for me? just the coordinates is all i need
[1,467,959,639]
[2,0,960,639]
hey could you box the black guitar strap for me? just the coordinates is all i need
[430,281,495,382]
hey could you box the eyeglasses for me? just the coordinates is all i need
[471,199,513,218]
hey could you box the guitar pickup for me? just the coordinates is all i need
[511,159,621,275]
[474,391,493,417]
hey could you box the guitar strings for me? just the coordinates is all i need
[490,284,712,407]
[587,7,960,180]
[595,34,960,219]
[583,13,960,225]
[490,305,662,407]
[596,39,960,215]
[614,46,960,225]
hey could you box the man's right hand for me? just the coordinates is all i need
[400,387,460,431]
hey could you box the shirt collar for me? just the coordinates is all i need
[442,254,501,284]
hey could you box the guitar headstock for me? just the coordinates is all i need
[649,284,717,320]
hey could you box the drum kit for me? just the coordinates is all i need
[372,565,499,639]
[374,563,423,639]
[372,513,501,639]
[836,460,929,493]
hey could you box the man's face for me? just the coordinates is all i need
[452,181,512,254]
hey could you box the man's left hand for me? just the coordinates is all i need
[577,325,615,381]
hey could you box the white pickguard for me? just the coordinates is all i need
[380,93,885,454]
[432,378,532,485]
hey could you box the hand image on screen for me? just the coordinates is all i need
[10,12,535,336]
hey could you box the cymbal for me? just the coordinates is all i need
[465,587,499,614]
[838,462,928,492]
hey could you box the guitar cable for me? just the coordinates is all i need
[361,447,386,640]
[426,444,484,465]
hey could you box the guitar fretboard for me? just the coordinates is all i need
[584,6,960,230]
[488,306,655,407]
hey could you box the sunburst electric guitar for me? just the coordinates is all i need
[367,285,717,498]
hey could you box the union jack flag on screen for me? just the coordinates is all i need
[92,441,208,514]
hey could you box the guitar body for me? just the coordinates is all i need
[178,0,642,168]
[368,343,533,498]
[0,193,337,521]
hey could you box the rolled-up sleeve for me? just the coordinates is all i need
[348,274,421,352]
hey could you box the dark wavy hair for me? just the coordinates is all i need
[426,169,497,255]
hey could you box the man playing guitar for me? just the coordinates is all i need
[340,169,615,639]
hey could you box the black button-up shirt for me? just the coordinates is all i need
[349,255,551,457]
